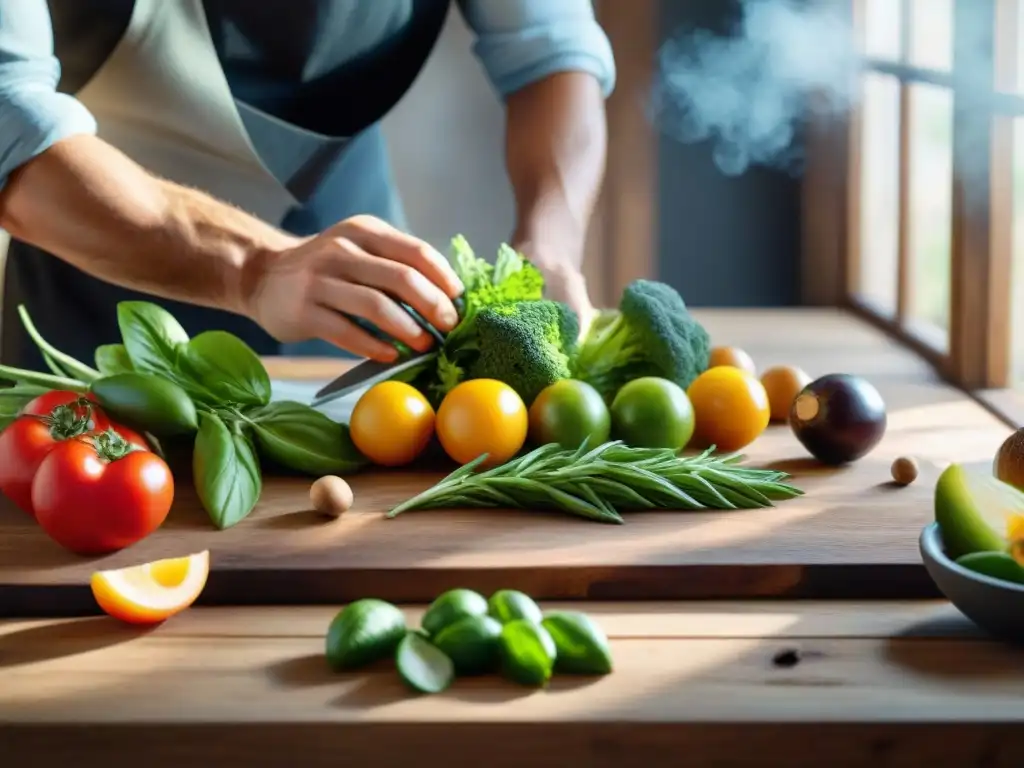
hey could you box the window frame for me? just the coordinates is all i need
[804,0,1024,393]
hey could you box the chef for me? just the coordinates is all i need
[0,0,615,371]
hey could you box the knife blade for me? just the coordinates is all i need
[311,296,463,407]
[311,352,436,407]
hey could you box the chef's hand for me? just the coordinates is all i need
[245,215,464,362]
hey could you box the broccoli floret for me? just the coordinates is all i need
[572,279,711,402]
[465,300,579,405]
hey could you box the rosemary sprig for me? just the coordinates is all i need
[387,440,804,524]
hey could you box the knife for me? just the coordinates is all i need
[311,297,463,407]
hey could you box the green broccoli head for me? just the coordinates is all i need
[466,300,579,405]
[573,279,711,401]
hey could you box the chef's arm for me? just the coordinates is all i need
[0,135,294,316]
[504,71,607,277]
[0,0,292,315]
[457,0,615,317]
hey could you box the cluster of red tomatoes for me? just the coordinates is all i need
[0,390,175,555]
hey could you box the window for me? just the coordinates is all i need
[833,0,1024,394]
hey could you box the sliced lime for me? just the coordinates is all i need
[396,632,455,694]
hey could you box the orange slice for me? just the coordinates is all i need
[91,550,210,625]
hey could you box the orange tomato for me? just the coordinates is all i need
[436,379,528,467]
[687,366,771,452]
[350,381,436,467]
[91,550,209,625]
[708,346,757,375]
[760,365,813,422]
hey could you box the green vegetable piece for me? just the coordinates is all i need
[117,301,190,377]
[95,344,134,375]
[0,385,51,431]
[17,305,101,382]
[193,411,262,529]
[434,235,546,394]
[433,614,503,676]
[955,551,1024,585]
[541,611,613,675]
[90,372,198,436]
[464,301,579,406]
[573,279,712,402]
[387,440,803,523]
[177,330,272,406]
[325,598,407,671]
[249,400,368,475]
[499,618,557,687]
[396,632,455,694]
[421,588,489,636]
[488,589,543,625]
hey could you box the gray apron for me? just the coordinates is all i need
[2,0,449,369]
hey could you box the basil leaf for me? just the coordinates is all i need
[117,301,189,376]
[193,411,262,529]
[95,344,134,375]
[178,331,271,406]
[250,400,368,475]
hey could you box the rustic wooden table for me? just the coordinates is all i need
[3,308,1023,767]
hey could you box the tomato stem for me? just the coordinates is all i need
[26,397,98,441]
[88,428,139,463]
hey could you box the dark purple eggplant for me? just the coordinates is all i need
[789,373,886,465]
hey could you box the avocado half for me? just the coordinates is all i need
[934,463,1024,559]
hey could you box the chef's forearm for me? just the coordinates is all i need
[505,72,607,270]
[0,134,294,316]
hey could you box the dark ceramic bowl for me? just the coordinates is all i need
[920,522,1024,644]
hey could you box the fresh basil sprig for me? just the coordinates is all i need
[193,411,262,529]
[248,400,367,476]
[6,301,369,531]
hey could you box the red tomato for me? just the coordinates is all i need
[0,392,149,516]
[32,435,174,556]
[0,417,68,515]
[21,390,149,449]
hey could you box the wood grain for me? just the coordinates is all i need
[2,602,1024,766]
[0,310,1012,614]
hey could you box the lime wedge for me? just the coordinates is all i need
[396,632,455,694]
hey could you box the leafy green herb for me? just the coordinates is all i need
[117,301,190,377]
[0,384,51,430]
[95,344,134,375]
[193,411,262,529]
[177,330,272,406]
[17,306,101,383]
[388,440,804,523]
[248,400,368,475]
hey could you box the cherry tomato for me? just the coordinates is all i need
[32,431,174,556]
[0,393,149,516]
[21,390,149,448]
[21,391,111,431]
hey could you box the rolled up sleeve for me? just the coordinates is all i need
[0,0,96,191]
[457,0,616,99]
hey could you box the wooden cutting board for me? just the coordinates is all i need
[0,310,1013,615]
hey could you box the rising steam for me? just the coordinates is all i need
[650,0,858,176]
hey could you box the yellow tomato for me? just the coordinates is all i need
[350,381,436,467]
[436,379,528,467]
[687,366,771,452]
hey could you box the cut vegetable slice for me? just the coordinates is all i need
[396,632,455,694]
[90,550,210,625]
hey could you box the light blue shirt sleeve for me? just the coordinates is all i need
[0,0,97,191]
[456,0,616,99]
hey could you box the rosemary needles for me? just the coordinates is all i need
[387,440,804,524]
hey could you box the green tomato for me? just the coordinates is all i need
[527,379,611,450]
[610,377,695,450]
